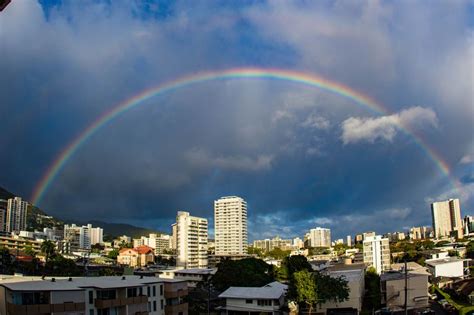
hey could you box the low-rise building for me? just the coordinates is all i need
[317,262,365,315]
[118,245,155,268]
[381,262,430,311]
[425,257,469,279]
[0,235,42,252]
[218,281,287,314]
[159,268,216,288]
[0,275,187,315]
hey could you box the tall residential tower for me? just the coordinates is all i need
[431,199,463,239]
[174,211,208,268]
[6,197,28,233]
[214,196,248,256]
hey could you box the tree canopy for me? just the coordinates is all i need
[211,258,275,292]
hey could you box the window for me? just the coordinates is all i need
[127,288,138,298]
[257,300,271,306]
[161,299,164,310]
[96,290,116,300]
[147,286,150,297]
[153,301,157,311]
[153,285,156,297]
[245,299,253,304]
[160,285,163,296]
[88,291,93,304]
[139,287,143,296]
[89,310,94,315]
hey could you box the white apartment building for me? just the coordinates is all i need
[346,235,352,247]
[174,211,208,269]
[307,227,331,248]
[135,233,172,255]
[6,197,28,233]
[363,235,390,274]
[64,224,104,251]
[0,275,189,315]
[214,196,248,256]
[293,237,304,249]
[431,199,463,239]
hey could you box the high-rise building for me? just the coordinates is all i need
[431,199,463,239]
[307,227,331,248]
[64,224,103,251]
[174,211,208,268]
[346,235,352,247]
[293,237,304,249]
[6,197,28,233]
[409,226,431,240]
[463,215,474,236]
[253,236,293,252]
[363,235,391,274]
[214,196,248,256]
[0,199,7,233]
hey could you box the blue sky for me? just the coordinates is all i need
[1,0,473,241]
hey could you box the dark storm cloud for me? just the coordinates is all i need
[0,0,472,240]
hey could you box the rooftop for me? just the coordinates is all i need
[219,281,287,300]
[174,268,216,275]
[426,257,467,266]
[0,276,165,292]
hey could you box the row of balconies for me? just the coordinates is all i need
[94,295,148,309]
[7,302,85,315]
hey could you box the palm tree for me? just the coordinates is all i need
[40,240,56,263]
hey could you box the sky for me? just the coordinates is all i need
[1,0,473,241]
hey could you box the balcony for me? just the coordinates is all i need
[94,295,148,309]
[164,288,188,299]
[165,302,188,315]
[7,302,85,315]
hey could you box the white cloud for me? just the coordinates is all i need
[185,148,273,172]
[341,106,438,144]
[301,114,330,130]
[460,154,474,165]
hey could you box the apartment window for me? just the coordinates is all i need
[245,299,253,304]
[153,285,156,297]
[96,290,116,300]
[89,310,94,315]
[161,299,164,310]
[139,287,143,296]
[147,286,151,297]
[153,300,157,311]
[257,300,271,306]
[160,284,163,296]
[88,291,93,304]
[127,288,138,297]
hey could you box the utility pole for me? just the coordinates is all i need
[404,260,408,315]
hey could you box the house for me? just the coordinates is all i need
[218,281,288,314]
[380,262,430,312]
[118,245,155,267]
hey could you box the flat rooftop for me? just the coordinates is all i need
[0,276,166,291]
[219,281,287,300]
[426,257,467,266]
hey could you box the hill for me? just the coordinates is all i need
[1,185,165,239]
[0,186,15,200]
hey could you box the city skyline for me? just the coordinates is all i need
[1,1,473,241]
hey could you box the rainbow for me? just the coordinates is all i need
[31,67,459,205]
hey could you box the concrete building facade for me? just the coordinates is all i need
[214,196,248,256]
[5,197,28,233]
[363,235,391,274]
[174,211,208,269]
[431,199,463,239]
[307,227,331,248]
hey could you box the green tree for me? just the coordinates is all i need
[107,249,119,260]
[45,255,81,276]
[283,255,312,278]
[314,273,349,306]
[293,270,318,314]
[362,267,381,312]
[248,246,264,257]
[23,244,36,257]
[0,247,13,274]
[40,240,56,263]
[466,241,474,259]
[211,258,275,292]
[266,248,291,260]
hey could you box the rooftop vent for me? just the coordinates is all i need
[68,277,72,282]
[51,278,55,282]
[122,276,126,280]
